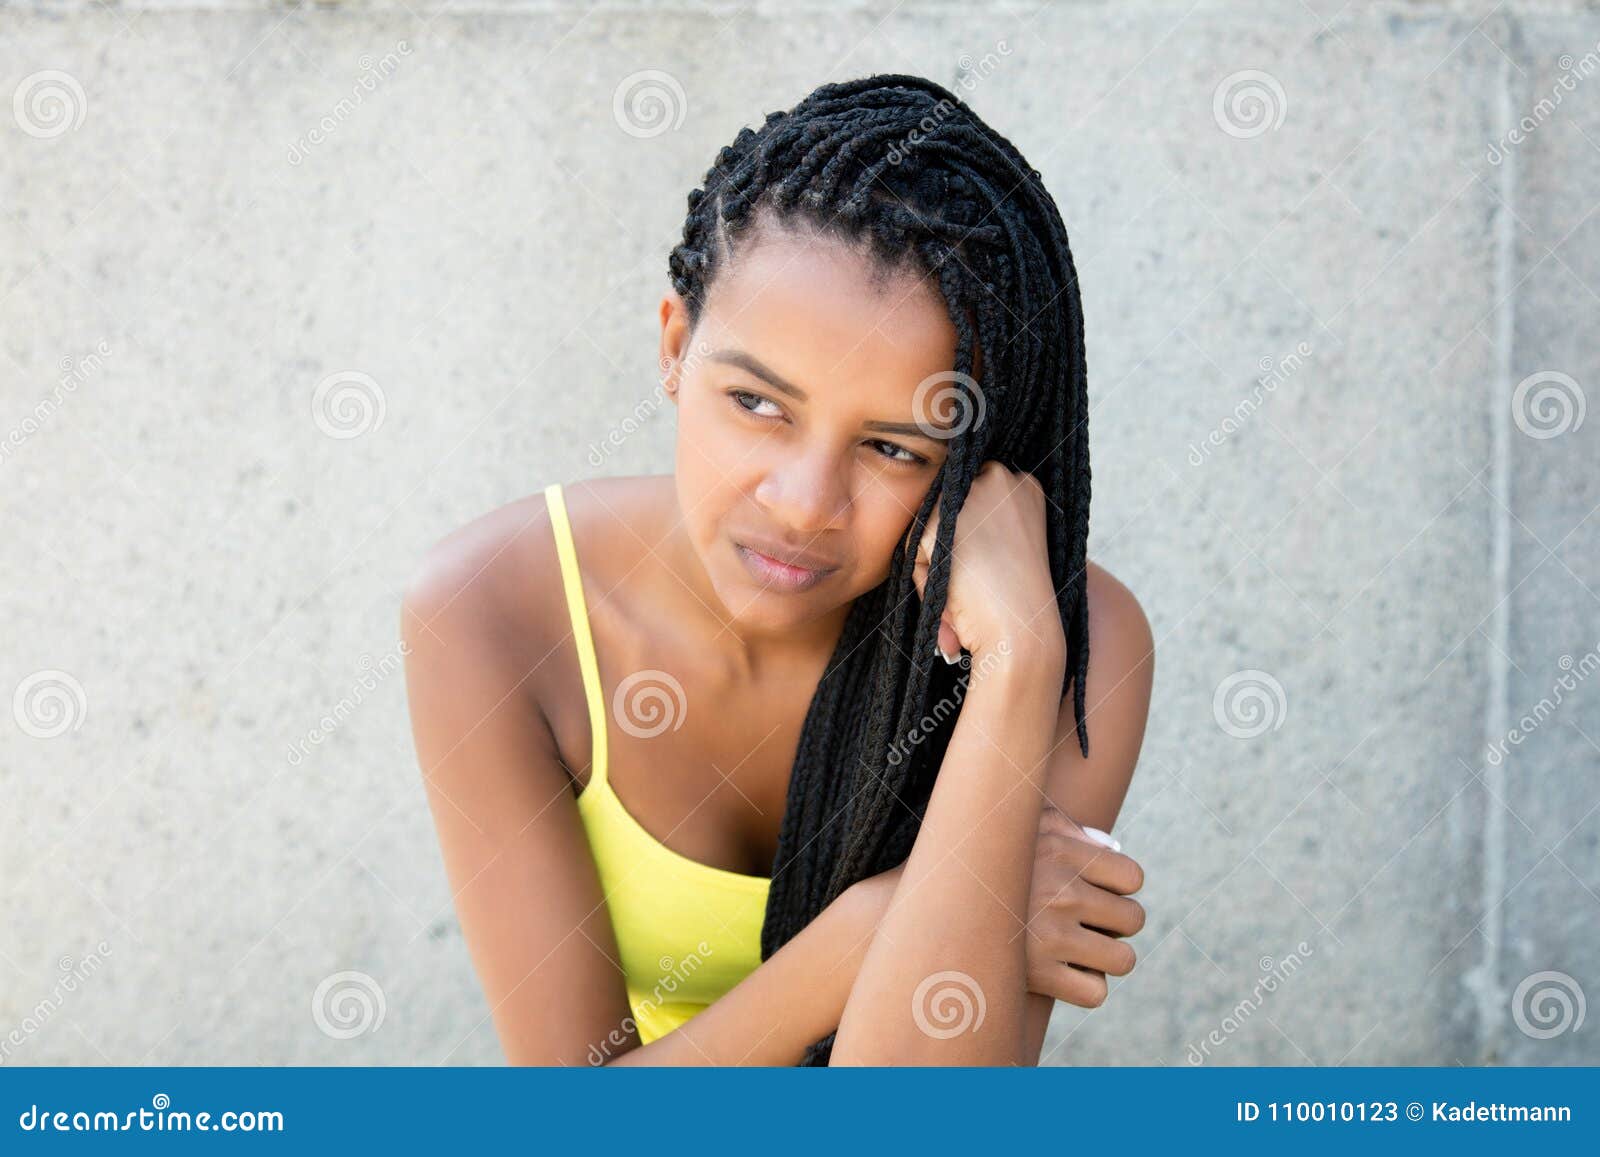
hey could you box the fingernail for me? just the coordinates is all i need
[1082,826,1121,852]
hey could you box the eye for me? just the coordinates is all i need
[867,439,929,467]
[728,388,784,420]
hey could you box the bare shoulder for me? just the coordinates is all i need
[1083,560,1155,679]
[1042,561,1154,830]
[400,474,669,656]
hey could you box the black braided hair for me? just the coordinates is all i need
[666,74,1091,1065]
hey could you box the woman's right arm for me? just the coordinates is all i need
[400,539,882,1066]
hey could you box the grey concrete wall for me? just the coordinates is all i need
[1,0,1595,1066]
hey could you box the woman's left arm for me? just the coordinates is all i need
[1020,565,1156,1064]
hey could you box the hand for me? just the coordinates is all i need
[842,804,1145,1008]
[1023,802,1145,1008]
[910,460,1063,666]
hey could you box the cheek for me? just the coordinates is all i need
[849,478,928,584]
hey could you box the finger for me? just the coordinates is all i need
[1075,887,1147,938]
[938,615,961,660]
[1028,960,1110,1010]
[1036,826,1145,897]
[1043,926,1137,977]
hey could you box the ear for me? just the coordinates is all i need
[658,290,693,405]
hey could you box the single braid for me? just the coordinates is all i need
[666,73,1092,1065]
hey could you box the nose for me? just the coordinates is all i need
[753,448,848,536]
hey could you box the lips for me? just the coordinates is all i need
[735,536,839,573]
[733,538,839,592]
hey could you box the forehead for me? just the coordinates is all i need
[697,223,959,400]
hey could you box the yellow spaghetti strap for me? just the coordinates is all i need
[543,483,608,791]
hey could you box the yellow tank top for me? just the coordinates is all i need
[543,482,771,1045]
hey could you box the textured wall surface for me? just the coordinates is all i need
[1,0,1596,1066]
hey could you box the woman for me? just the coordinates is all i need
[403,74,1155,1066]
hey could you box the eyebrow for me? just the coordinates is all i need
[708,348,946,442]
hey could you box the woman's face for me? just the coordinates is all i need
[662,221,961,634]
